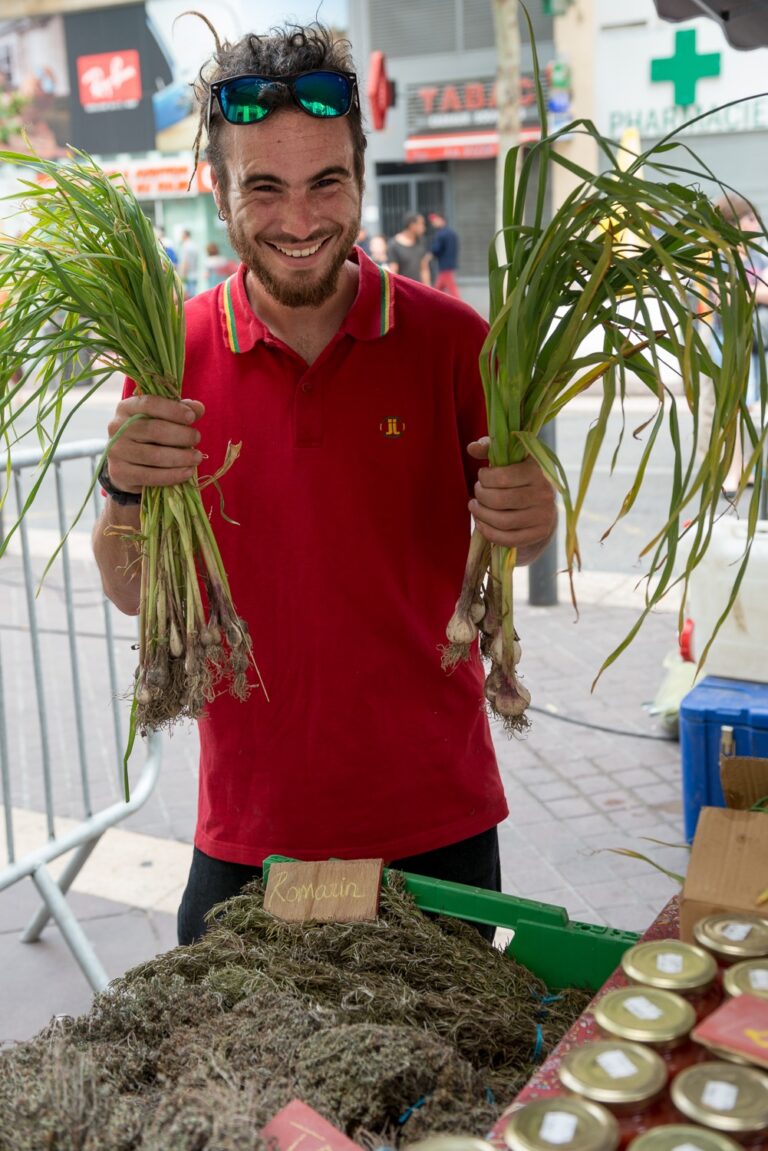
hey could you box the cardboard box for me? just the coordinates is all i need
[720,753,768,811]
[679,806,768,942]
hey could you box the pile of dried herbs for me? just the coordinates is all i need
[0,875,590,1151]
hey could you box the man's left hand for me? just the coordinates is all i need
[467,437,557,564]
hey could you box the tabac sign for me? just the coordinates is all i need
[405,70,560,162]
[407,74,550,136]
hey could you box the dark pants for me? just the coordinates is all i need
[177,826,501,946]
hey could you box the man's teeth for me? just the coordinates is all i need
[273,241,323,258]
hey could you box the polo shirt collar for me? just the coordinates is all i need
[219,246,395,355]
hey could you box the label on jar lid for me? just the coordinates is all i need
[656,951,684,973]
[538,1111,578,1144]
[624,994,664,1020]
[721,923,753,942]
[595,1049,638,1078]
[751,969,768,991]
[701,1080,739,1111]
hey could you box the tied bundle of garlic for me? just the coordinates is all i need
[0,147,265,790]
[445,17,766,731]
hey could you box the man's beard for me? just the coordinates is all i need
[226,216,361,308]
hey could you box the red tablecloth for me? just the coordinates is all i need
[489,896,680,1147]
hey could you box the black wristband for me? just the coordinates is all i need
[98,461,141,506]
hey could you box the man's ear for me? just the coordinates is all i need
[210,167,223,215]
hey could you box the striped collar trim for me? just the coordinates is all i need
[377,264,394,337]
[223,275,240,354]
[219,249,395,354]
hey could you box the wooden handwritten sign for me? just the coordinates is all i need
[263,858,383,924]
[261,1099,365,1151]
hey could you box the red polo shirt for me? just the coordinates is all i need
[171,248,507,864]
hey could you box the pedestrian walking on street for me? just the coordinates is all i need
[387,212,432,285]
[428,210,461,299]
[204,241,238,288]
[356,225,371,255]
[368,233,389,267]
[155,225,178,267]
[92,22,556,949]
[178,228,200,298]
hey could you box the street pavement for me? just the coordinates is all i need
[0,380,724,1047]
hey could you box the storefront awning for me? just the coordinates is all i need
[33,159,212,198]
[405,126,541,163]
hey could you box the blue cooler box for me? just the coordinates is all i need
[679,676,768,841]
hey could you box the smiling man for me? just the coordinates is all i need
[216,130,360,306]
[92,25,557,946]
[211,108,362,362]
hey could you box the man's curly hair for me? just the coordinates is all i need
[190,17,367,195]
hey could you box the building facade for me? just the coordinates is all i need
[350,0,768,308]
[347,0,556,305]
[5,1,763,304]
[0,0,237,286]
[595,0,768,218]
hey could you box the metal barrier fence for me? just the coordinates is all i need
[0,439,160,991]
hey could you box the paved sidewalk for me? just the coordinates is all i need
[0,542,689,1045]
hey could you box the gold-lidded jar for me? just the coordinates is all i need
[693,914,768,967]
[403,1140,495,1151]
[724,959,768,1001]
[671,1061,768,1146]
[624,1124,743,1150]
[558,1039,672,1149]
[620,940,720,1021]
[593,987,700,1078]
[503,1096,619,1151]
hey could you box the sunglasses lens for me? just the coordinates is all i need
[218,77,274,124]
[214,72,355,126]
[293,71,353,117]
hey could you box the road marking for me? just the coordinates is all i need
[2,808,192,914]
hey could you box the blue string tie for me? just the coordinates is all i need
[398,1096,428,1125]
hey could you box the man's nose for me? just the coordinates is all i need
[280,193,318,240]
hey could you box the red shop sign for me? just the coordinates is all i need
[77,50,142,110]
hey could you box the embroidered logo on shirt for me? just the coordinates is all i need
[379,417,406,439]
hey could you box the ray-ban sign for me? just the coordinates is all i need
[264,859,384,924]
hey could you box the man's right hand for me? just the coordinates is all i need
[94,396,205,613]
[106,395,205,494]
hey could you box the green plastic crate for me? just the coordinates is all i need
[261,855,638,992]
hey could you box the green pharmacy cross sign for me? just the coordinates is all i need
[651,28,721,107]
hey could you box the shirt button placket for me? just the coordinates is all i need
[295,372,323,446]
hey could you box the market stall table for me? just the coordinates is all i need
[489,896,681,1146]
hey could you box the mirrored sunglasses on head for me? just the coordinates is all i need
[208,70,357,128]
